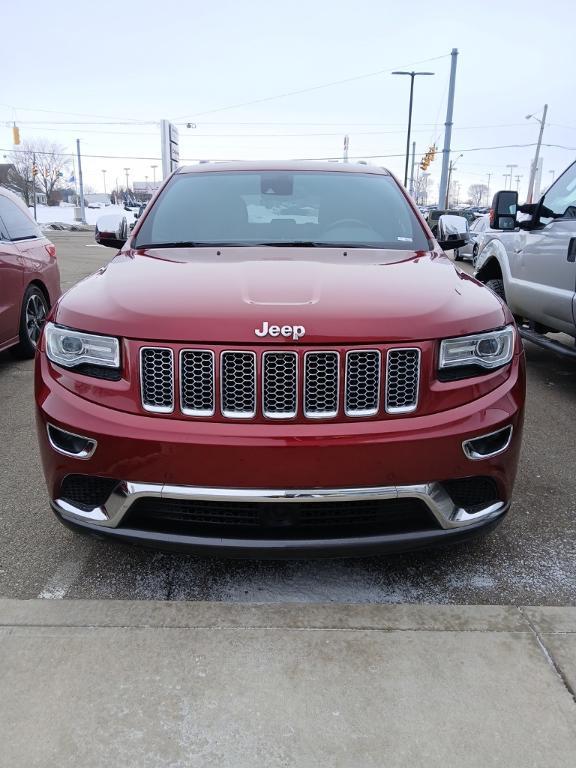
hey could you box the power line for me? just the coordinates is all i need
[173,54,450,120]
[0,102,152,123]
[1,141,574,164]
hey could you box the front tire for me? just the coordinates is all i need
[12,285,49,359]
[453,249,463,262]
[485,278,506,303]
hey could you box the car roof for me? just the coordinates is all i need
[0,185,36,217]
[177,160,391,176]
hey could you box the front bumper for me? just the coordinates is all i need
[36,351,525,557]
[52,480,509,557]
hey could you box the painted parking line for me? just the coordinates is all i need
[37,559,85,599]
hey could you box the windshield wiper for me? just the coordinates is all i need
[250,241,381,248]
[135,241,209,249]
[135,240,384,249]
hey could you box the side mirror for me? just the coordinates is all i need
[437,214,469,251]
[490,190,518,230]
[95,214,128,249]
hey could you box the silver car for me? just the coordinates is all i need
[454,214,490,263]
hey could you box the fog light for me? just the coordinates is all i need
[463,426,513,460]
[47,424,97,459]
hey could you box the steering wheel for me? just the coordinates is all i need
[323,218,368,231]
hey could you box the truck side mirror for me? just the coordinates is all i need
[95,214,128,249]
[490,190,518,230]
[437,214,469,251]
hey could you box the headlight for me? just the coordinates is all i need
[439,325,515,378]
[45,323,120,370]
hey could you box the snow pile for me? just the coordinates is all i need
[31,203,136,229]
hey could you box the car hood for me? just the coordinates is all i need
[55,247,509,344]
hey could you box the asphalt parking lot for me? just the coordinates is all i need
[1,230,575,604]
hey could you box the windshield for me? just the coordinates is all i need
[135,170,430,250]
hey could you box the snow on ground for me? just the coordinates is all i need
[31,203,136,228]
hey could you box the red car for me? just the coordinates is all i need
[35,162,525,557]
[0,188,60,357]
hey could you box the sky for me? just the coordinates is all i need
[1,0,575,204]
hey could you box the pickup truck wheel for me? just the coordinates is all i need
[12,285,49,359]
[485,278,506,303]
[453,249,463,262]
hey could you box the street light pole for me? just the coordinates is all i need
[486,173,492,205]
[526,104,548,203]
[123,167,130,195]
[101,169,107,195]
[506,164,518,190]
[392,70,435,187]
[151,165,157,184]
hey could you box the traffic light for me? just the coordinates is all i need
[12,125,20,145]
[419,145,437,171]
[32,162,38,177]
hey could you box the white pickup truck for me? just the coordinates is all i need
[475,160,576,358]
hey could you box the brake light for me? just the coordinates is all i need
[46,244,56,258]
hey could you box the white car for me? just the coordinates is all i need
[454,214,490,263]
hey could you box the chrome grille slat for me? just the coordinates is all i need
[180,350,215,416]
[263,351,298,419]
[141,345,422,419]
[221,351,257,418]
[345,350,381,417]
[385,348,420,413]
[304,351,339,418]
[140,347,174,413]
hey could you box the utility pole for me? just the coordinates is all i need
[76,139,86,224]
[526,104,548,203]
[515,174,522,191]
[438,48,459,210]
[506,164,518,190]
[445,153,462,208]
[392,70,435,187]
[124,167,130,193]
[486,172,492,205]
[409,141,416,197]
[151,165,157,183]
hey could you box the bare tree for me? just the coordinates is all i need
[4,147,35,206]
[468,184,488,207]
[8,140,70,206]
[414,174,431,205]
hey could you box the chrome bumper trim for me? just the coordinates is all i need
[462,425,513,460]
[52,480,508,531]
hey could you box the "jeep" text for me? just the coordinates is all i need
[254,321,305,341]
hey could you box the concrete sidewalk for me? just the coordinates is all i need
[1,601,576,767]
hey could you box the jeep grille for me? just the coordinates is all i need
[139,346,420,420]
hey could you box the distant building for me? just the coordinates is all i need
[133,180,161,200]
[84,193,111,208]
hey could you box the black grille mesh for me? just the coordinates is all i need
[59,475,119,511]
[443,477,499,514]
[122,497,438,539]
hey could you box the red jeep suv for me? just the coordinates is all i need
[35,162,525,557]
